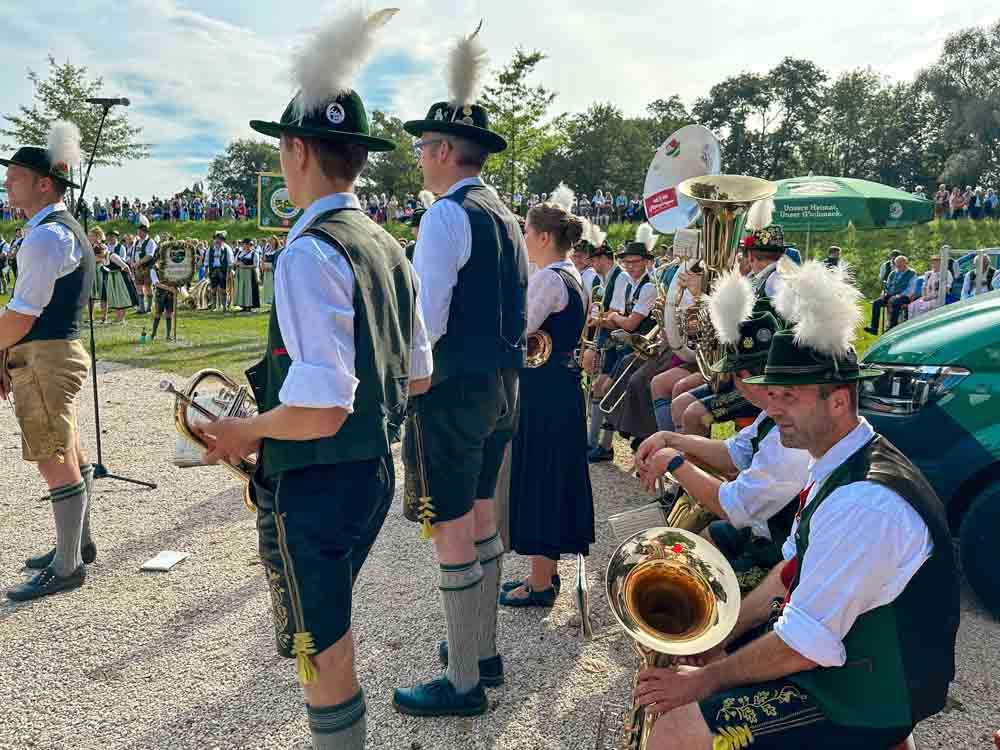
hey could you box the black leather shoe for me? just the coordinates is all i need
[7,566,86,601]
[499,583,557,608]
[501,574,561,595]
[588,446,614,463]
[437,641,504,687]
[25,542,97,570]
[392,677,487,717]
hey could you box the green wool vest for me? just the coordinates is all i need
[787,435,959,729]
[247,208,414,479]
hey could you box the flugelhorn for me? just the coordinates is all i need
[160,369,257,512]
[604,527,740,750]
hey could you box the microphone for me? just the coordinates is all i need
[85,97,130,107]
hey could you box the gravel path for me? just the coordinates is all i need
[0,362,996,750]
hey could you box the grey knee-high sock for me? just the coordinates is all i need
[475,532,504,660]
[307,690,366,750]
[587,400,603,447]
[80,464,95,547]
[440,560,483,693]
[50,480,87,576]
[653,397,674,432]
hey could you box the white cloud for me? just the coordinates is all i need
[0,0,991,199]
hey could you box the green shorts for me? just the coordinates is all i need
[404,369,518,525]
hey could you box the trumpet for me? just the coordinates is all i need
[160,369,258,512]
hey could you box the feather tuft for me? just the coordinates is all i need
[46,120,81,171]
[290,7,398,122]
[745,197,774,231]
[447,20,487,107]
[775,260,863,357]
[635,222,656,252]
[549,182,574,212]
[417,190,435,210]
[707,271,755,347]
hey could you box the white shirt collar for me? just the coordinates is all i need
[442,176,485,197]
[809,418,876,489]
[26,202,67,228]
[287,192,362,244]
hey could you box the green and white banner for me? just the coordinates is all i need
[257,172,302,232]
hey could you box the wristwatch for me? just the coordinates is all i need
[666,451,686,475]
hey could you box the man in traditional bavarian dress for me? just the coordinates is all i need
[587,226,659,463]
[204,230,233,311]
[581,238,623,444]
[195,9,431,749]
[635,271,810,591]
[634,261,960,750]
[393,23,528,718]
[0,122,98,600]
[149,240,193,342]
[131,215,157,315]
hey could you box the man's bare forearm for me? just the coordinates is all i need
[0,309,36,351]
[669,433,737,476]
[248,403,347,442]
[703,632,817,695]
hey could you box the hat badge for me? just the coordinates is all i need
[742,336,754,350]
[434,108,445,121]
[756,328,773,343]
[462,105,473,116]
[326,102,346,125]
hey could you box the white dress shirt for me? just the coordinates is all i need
[133,235,157,264]
[412,176,482,346]
[580,266,598,306]
[275,192,432,411]
[624,271,658,317]
[204,244,234,269]
[719,411,811,540]
[962,269,993,299]
[606,268,630,312]
[8,202,82,317]
[526,260,585,333]
[774,418,933,668]
[755,261,784,299]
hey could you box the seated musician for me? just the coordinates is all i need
[588,225,659,462]
[667,225,791,436]
[635,272,810,589]
[635,261,959,750]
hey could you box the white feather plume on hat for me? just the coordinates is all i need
[745,197,775,232]
[417,190,435,210]
[448,20,487,108]
[775,259,862,357]
[290,7,399,123]
[550,182,574,213]
[708,271,755,347]
[578,219,606,248]
[47,120,81,172]
[635,222,656,253]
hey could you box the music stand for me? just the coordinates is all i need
[75,101,156,489]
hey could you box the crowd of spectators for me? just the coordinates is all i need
[930,184,999,220]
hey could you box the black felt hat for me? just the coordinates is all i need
[404,102,506,154]
[743,330,882,385]
[251,90,395,152]
[0,146,80,189]
[743,225,790,253]
[711,312,780,374]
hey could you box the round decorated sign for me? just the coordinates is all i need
[269,187,299,221]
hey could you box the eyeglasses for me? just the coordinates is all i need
[412,138,444,157]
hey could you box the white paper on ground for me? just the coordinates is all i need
[140,550,190,571]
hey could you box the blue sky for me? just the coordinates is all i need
[0,1,989,198]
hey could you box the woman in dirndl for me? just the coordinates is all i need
[232,238,260,311]
[501,194,595,608]
[103,243,134,324]
[261,237,278,306]
[87,228,107,314]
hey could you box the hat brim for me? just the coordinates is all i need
[249,120,396,152]
[403,120,507,153]
[0,157,81,189]
[711,352,768,374]
[743,367,883,386]
[617,250,655,260]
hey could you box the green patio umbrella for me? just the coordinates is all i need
[771,176,934,257]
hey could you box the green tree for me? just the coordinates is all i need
[0,56,149,170]
[918,18,1000,185]
[206,138,279,208]
[361,111,422,197]
[693,58,827,178]
[481,49,562,196]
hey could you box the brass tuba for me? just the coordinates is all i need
[525,330,553,368]
[604,527,740,750]
[675,176,777,388]
[160,369,258,512]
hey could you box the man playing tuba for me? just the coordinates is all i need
[632,261,959,750]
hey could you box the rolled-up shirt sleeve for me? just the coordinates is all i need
[526,270,568,333]
[275,237,359,410]
[8,225,74,317]
[631,279,658,317]
[724,419,756,472]
[718,429,810,537]
[773,482,932,667]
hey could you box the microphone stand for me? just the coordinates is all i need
[75,102,156,489]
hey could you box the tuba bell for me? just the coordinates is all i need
[604,527,740,750]
[675,175,777,389]
[525,330,553,368]
[160,368,258,512]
